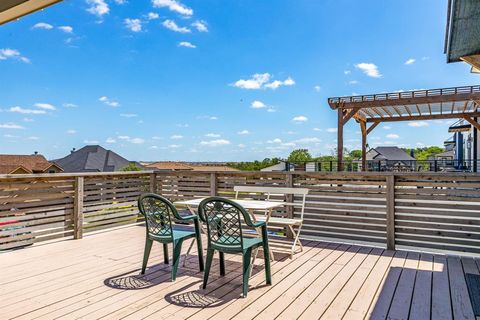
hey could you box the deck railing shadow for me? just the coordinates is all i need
[368,254,475,320]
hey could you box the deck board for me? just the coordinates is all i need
[0,225,477,320]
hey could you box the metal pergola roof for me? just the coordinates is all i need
[328,85,480,123]
[327,85,480,171]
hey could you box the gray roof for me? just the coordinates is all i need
[54,145,141,173]
[367,147,415,161]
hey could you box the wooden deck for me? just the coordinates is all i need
[0,225,478,320]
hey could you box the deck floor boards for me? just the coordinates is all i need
[0,225,478,320]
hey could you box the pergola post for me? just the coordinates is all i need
[360,121,367,171]
[337,108,344,171]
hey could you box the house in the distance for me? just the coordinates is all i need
[0,153,63,174]
[366,146,415,170]
[54,145,142,173]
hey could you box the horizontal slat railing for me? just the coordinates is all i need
[1,171,480,255]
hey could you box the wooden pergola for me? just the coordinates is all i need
[328,85,480,171]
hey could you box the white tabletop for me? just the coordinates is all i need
[174,198,284,210]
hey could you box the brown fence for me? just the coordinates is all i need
[1,171,480,255]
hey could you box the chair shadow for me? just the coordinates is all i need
[164,280,237,308]
[104,267,169,290]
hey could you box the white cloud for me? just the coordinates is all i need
[86,0,109,17]
[408,121,429,127]
[147,12,159,20]
[120,113,137,118]
[251,100,266,109]
[84,139,99,144]
[152,136,163,140]
[178,41,196,48]
[114,0,127,4]
[149,145,158,149]
[405,58,416,65]
[386,133,400,139]
[292,116,308,123]
[168,144,181,148]
[349,80,359,85]
[27,136,39,140]
[295,137,321,144]
[130,138,144,144]
[192,20,208,32]
[67,129,77,134]
[267,138,282,144]
[355,62,381,78]
[23,118,34,122]
[238,144,246,148]
[63,103,77,108]
[34,103,56,110]
[314,85,321,92]
[238,130,249,135]
[209,116,218,120]
[152,0,193,16]
[233,73,270,90]
[0,48,30,63]
[313,128,322,131]
[382,125,392,130]
[264,77,295,90]
[99,96,120,107]
[33,22,53,30]
[58,26,73,33]
[326,128,338,133]
[124,18,142,32]
[200,139,230,147]
[170,135,183,139]
[177,123,189,127]
[344,70,351,75]
[0,123,24,129]
[118,135,130,140]
[205,133,220,138]
[9,106,46,114]
[162,19,191,33]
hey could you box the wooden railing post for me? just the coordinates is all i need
[386,174,396,250]
[286,173,294,238]
[210,172,217,196]
[149,172,157,193]
[74,176,84,240]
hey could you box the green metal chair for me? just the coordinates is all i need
[198,197,272,297]
[138,193,204,281]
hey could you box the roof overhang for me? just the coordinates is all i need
[328,85,480,124]
[0,0,62,25]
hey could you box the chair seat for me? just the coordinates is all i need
[150,229,196,242]
[254,215,303,226]
[213,235,263,251]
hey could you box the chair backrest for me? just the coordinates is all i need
[138,193,179,240]
[198,197,253,250]
[233,186,309,219]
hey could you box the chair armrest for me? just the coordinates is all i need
[251,221,266,228]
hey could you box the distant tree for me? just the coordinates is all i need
[348,150,363,159]
[227,158,282,171]
[287,149,312,162]
[402,146,444,160]
[121,163,142,171]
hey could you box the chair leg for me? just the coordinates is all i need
[202,248,215,289]
[163,243,169,264]
[194,220,204,272]
[141,238,153,275]
[263,242,272,285]
[290,225,302,259]
[249,248,259,277]
[219,251,225,276]
[171,239,183,281]
[242,248,253,298]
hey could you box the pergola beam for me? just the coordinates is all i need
[366,111,480,123]
[462,116,480,131]
[329,92,480,110]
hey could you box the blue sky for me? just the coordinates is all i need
[0,0,478,161]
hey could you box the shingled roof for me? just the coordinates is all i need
[0,154,63,174]
[54,145,142,173]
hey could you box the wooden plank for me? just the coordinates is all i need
[73,176,84,240]
[448,256,476,319]
[431,255,453,320]
[409,253,433,320]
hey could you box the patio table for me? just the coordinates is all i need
[174,198,284,261]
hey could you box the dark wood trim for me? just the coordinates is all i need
[366,111,480,123]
